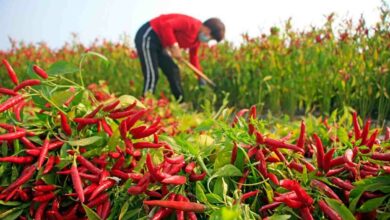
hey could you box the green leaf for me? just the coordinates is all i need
[67,136,102,146]
[84,51,109,63]
[357,195,389,213]
[269,214,291,220]
[205,193,224,204]
[119,198,130,220]
[0,201,21,206]
[208,164,242,191]
[118,95,145,109]
[82,204,102,220]
[211,164,242,178]
[196,182,208,204]
[325,198,355,220]
[0,207,23,220]
[47,61,79,75]
[50,90,75,107]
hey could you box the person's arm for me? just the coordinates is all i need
[189,46,206,85]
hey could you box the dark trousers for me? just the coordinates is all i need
[135,22,184,101]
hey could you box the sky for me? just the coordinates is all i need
[0,0,386,50]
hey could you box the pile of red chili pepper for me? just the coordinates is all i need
[0,60,207,219]
[1,59,390,219]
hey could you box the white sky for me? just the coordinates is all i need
[0,0,386,50]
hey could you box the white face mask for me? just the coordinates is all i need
[198,32,211,42]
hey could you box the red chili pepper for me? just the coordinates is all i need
[318,200,342,220]
[189,172,207,182]
[300,206,314,220]
[100,118,113,136]
[330,177,354,190]
[255,149,268,177]
[0,87,18,96]
[0,156,34,164]
[365,129,379,148]
[76,155,102,174]
[274,191,298,202]
[311,179,342,202]
[146,190,163,198]
[79,172,100,182]
[84,183,98,197]
[46,211,64,220]
[241,190,260,202]
[34,201,49,220]
[73,117,99,124]
[167,162,185,175]
[323,148,336,172]
[20,137,37,149]
[109,109,135,119]
[37,139,50,169]
[43,155,56,175]
[101,199,111,220]
[144,200,206,213]
[0,95,25,113]
[2,164,35,193]
[89,179,116,200]
[33,191,55,202]
[360,119,371,145]
[132,125,161,139]
[34,184,57,192]
[352,112,361,140]
[268,173,279,185]
[13,99,25,121]
[249,105,256,121]
[175,194,185,220]
[32,65,49,79]
[238,169,249,190]
[70,160,84,203]
[288,161,304,173]
[162,175,186,185]
[231,108,249,127]
[385,127,390,141]
[280,179,313,206]
[13,79,41,92]
[102,100,120,112]
[280,197,304,208]
[133,142,163,149]
[47,140,64,151]
[59,112,72,136]
[2,59,19,85]
[259,202,282,213]
[165,155,185,164]
[185,162,196,174]
[300,159,316,172]
[313,134,325,170]
[297,120,306,149]
[87,193,109,208]
[18,189,29,201]
[125,109,147,129]
[330,156,344,168]
[0,130,26,141]
[264,138,305,153]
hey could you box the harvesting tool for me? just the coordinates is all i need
[180,59,216,87]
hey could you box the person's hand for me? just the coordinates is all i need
[169,43,182,60]
[198,78,206,87]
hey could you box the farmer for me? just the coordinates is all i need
[134,13,225,101]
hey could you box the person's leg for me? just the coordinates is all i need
[135,23,160,96]
[158,50,184,101]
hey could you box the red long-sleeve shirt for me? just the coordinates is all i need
[150,14,202,70]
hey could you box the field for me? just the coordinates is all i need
[0,6,389,220]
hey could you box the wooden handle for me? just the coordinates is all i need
[181,59,216,87]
